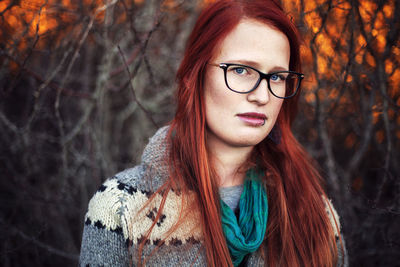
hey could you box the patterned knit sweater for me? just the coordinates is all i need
[79,126,348,266]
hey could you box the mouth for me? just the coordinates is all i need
[236,112,267,127]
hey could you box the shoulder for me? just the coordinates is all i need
[84,126,172,240]
[83,166,163,244]
[84,168,151,236]
[321,196,349,266]
[85,172,202,246]
[84,125,202,245]
[322,195,341,237]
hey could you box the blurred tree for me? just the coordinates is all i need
[284,1,400,265]
[0,0,399,266]
[0,0,198,265]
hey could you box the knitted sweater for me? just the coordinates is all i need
[79,126,348,266]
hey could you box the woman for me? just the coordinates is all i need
[80,0,347,266]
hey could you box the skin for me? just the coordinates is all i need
[204,19,290,187]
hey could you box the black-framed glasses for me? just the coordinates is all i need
[210,63,304,99]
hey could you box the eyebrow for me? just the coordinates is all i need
[223,59,289,72]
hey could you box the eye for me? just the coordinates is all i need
[270,73,286,82]
[231,67,248,75]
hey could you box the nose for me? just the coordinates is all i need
[247,78,270,105]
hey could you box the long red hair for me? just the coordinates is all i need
[140,0,340,266]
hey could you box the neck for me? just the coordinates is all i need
[207,135,254,188]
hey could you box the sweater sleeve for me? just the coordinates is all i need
[323,196,349,267]
[79,179,130,267]
[337,235,349,267]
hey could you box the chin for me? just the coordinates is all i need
[231,136,267,147]
[235,130,269,145]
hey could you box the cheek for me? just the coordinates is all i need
[275,100,284,114]
[206,85,224,109]
[204,74,231,118]
[271,100,284,124]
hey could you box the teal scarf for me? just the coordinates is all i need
[220,169,268,266]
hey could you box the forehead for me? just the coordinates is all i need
[212,19,290,71]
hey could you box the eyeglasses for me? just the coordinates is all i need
[210,63,304,99]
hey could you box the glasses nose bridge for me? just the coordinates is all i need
[255,71,271,91]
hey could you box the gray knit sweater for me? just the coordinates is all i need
[79,126,348,266]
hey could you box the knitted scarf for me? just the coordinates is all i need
[220,169,268,266]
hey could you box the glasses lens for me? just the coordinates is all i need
[269,72,300,98]
[225,65,259,93]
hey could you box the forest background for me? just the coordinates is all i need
[0,0,399,266]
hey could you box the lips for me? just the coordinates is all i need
[237,112,267,127]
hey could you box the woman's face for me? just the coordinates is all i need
[204,19,290,149]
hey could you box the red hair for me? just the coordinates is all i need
[139,0,340,266]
